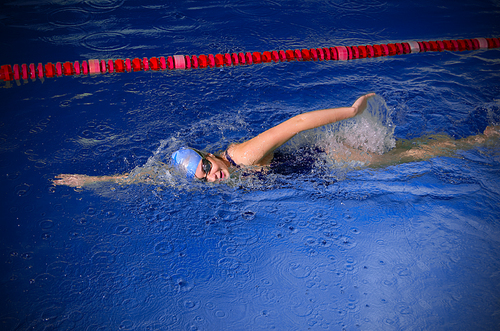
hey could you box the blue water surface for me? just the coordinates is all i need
[1,1,500,330]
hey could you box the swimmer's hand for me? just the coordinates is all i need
[351,93,376,117]
[52,174,91,188]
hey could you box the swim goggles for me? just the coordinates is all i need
[193,149,212,181]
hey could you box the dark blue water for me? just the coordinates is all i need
[1,1,500,330]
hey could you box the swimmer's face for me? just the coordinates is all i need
[194,154,229,182]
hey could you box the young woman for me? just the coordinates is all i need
[53,93,499,187]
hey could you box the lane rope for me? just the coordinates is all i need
[1,37,499,85]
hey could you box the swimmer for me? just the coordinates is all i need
[53,93,499,187]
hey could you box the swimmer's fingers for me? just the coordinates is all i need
[351,93,376,116]
[52,174,88,188]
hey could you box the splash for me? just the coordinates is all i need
[283,95,396,168]
[124,95,396,188]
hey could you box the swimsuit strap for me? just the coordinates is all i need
[224,150,239,168]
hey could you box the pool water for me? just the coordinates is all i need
[1,1,500,330]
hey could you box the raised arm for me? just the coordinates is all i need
[229,93,375,166]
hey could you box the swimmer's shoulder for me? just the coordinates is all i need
[225,143,274,166]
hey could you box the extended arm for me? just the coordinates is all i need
[52,174,129,188]
[229,93,375,165]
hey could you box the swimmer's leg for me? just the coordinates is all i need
[368,126,499,167]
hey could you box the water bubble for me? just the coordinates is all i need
[181,299,200,311]
[384,318,395,325]
[215,310,227,318]
[345,264,355,272]
[242,210,255,220]
[261,278,273,286]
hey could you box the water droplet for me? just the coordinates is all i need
[242,210,255,220]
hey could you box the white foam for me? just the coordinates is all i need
[283,95,396,168]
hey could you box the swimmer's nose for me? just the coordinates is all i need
[206,170,218,182]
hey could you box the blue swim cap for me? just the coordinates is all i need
[171,148,202,178]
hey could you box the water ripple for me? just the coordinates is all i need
[228,0,282,17]
[84,0,125,12]
[82,32,129,52]
[154,13,201,33]
[48,8,91,27]
[324,0,387,13]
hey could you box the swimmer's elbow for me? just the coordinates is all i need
[290,114,312,132]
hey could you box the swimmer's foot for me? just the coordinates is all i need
[484,125,500,138]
